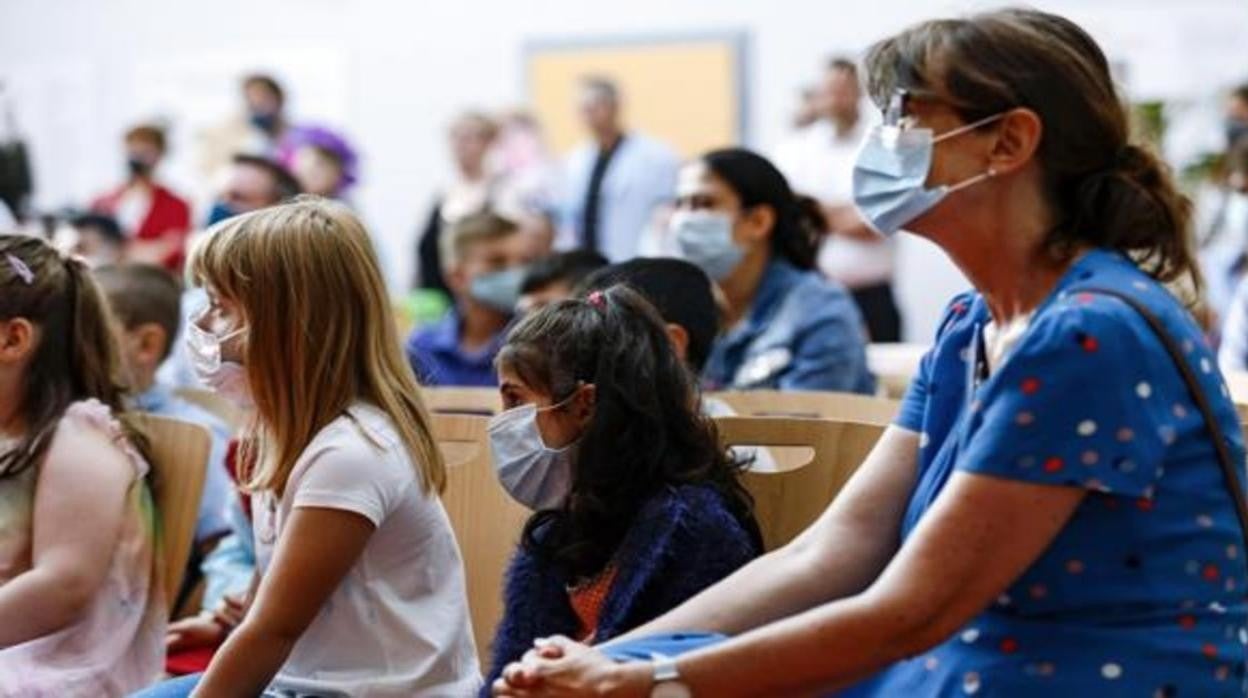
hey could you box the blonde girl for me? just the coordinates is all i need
[139,197,479,697]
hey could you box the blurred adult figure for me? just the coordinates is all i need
[198,74,294,186]
[415,111,501,295]
[91,124,192,272]
[775,58,903,342]
[1198,137,1248,327]
[1226,83,1248,150]
[559,77,679,263]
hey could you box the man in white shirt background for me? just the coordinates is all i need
[774,58,902,342]
[559,77,679,263]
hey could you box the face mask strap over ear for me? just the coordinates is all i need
[542,380,594,415]
[931,111,1008,145]
[934,112,1010,195]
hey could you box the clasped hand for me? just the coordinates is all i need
[491,636,653,698]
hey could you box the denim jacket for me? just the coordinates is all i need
[704,259,875,393]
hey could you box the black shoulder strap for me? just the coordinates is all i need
[1077,287,1248,560]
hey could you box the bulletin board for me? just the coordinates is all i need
[525,32,748,158]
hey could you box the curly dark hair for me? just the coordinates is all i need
[496,284,759,580]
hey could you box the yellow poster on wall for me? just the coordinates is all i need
[526,34,746,159]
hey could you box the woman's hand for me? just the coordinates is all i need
[493,636,651,697]
[167,612,227,652]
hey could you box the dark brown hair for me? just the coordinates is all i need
[827,57,859,80]
[864,8,1199,292]
[702,148,825,271]
[124,124,167,154]
[0,235,148,478]
[242,73,285,106]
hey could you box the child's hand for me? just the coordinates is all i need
[167,613,227,651]
[212,592,248,628]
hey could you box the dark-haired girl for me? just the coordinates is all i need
[494,9,1248,697]
[0,235,164,694]
[482,285,761,691]
[671,147,874,393]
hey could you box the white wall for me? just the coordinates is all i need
[3,0,1247,341]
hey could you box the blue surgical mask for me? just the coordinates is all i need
[488,397,580,510]
[671,210,743,281]
[852,113,1004,236]
[470,267,525,314]
[205,201,239,227]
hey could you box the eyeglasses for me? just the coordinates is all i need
[883,89,925,131]
[883,88,1015,134]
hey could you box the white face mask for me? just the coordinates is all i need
[186,310,253,408]
[488,396,580,511]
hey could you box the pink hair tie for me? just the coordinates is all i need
[587,290,606,309]
[6,254,33,285]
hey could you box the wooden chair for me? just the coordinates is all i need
[716,416,885,552]
[422,387,503,416]
[866,342,928,399]
[173,387,248,434]
[432,413,529,663]
[709,390,899,427]
[134,413,211,616]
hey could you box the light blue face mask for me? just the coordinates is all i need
[671,210,744,281]
[488,394,581,511]
[470,266,526,314]
[852,112,1004,236]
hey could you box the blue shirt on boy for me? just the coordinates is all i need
[405,310,507,387]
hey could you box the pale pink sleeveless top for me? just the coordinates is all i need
[0,400,165,696]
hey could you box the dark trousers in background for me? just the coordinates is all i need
[851,282,903,343]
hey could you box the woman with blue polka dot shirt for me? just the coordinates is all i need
[490,9,1248,697]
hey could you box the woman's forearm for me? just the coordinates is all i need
[608,521,894,644]
[661,473,1087,696]
[667,590,923,697]
[190,621,298,697]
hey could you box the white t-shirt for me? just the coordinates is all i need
[773,117,896,288]
[252,403,480,697]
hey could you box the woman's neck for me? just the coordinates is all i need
[936,195,1076,325]
[719,252,770,327]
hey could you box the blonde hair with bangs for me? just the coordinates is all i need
[192,196,444,497]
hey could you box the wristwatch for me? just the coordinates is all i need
[649,655,692,698]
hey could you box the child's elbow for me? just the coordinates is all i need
[50,569,102,628]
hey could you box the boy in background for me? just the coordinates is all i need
[406,212,531,386]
